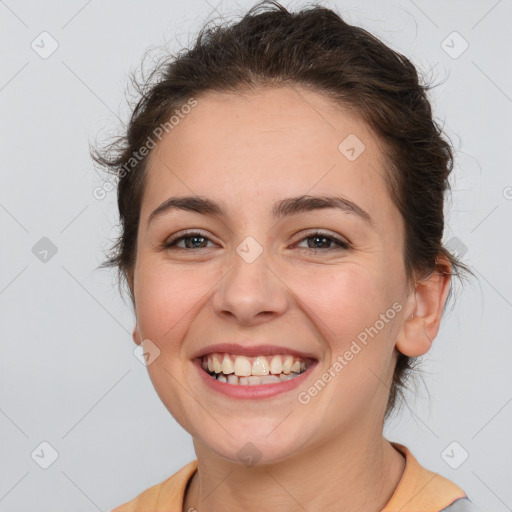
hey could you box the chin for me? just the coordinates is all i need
[197,425,310,467]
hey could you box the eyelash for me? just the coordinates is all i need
[162,230,351,252]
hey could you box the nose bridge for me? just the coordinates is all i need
[213,235,288,324]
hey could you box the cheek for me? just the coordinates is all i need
[133,260,211,347]
[287,262,389,336]
[286,261,400,391]
[295,266,399,403]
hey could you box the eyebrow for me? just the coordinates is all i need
[147,194,374,228]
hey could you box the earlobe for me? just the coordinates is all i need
[395,261,452,358]
[395,298,434,357]
[132,324,141,346]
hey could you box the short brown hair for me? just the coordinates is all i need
[91,0,474,419]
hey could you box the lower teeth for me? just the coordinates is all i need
[210,370,304,385]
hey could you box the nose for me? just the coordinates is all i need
[212,245,289,327]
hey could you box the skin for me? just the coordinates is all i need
[127,85,452,512]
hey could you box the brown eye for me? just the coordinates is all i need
[164,231,216,250]
[295,231,350,251]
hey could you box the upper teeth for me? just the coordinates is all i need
[202,353,307,377]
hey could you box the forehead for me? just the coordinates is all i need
[143,85,397,227]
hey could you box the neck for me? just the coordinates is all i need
[183,427,406,512]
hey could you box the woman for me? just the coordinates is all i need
[93,1,480,510]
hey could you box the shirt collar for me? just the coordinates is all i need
[127,442,467,511]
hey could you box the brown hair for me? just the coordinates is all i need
[91,0,474,420]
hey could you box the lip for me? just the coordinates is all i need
[193,357,318,399]
[190,342,319,360]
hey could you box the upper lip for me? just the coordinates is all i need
[191,342,319,361]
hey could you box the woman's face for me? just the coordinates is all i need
[130,86,416,464]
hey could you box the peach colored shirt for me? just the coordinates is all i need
[111,443,470,512]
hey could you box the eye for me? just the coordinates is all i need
[294,230,350,252]
[163,231,217,250]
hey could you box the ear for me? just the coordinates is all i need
[395,257,452,357]
[127,268,138,346]
[132,323,141,346]
[126,268,135,303]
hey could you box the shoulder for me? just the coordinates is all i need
[383,443,472,512]
[441,497,484,511]
[110,460,198,512]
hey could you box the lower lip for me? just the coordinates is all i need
[193,358,318,399]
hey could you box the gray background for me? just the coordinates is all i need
[1,0,511,510]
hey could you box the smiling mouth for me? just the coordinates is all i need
[200,352,312,386]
